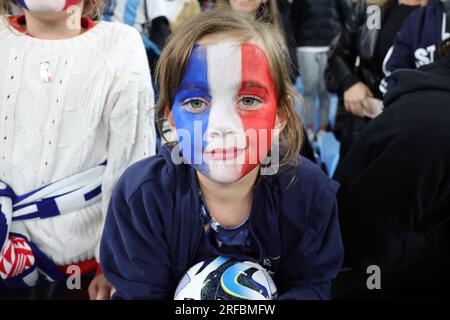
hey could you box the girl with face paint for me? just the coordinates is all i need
[100,9,344,300]
[2,0,97,39]
[0,0,156,299]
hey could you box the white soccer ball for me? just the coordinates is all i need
[174,256,278,300]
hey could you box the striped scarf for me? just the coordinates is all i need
[0,164,105,287]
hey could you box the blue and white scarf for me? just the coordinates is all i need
[0,163,105,287]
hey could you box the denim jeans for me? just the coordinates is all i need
[297,48,331,129]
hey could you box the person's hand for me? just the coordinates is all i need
[88,273,115,300]
[343,82,374,117]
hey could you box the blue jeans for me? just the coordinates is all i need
[297,49,331,129]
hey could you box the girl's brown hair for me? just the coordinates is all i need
[0,0,104,20]
[216,0,282,31]
[156,9,303,170]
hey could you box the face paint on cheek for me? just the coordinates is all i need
[238,43,278,177]
[171,45,211,176]
[16,0,81,12]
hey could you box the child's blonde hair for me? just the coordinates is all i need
[156,9,303,169]
[0,0,104,19]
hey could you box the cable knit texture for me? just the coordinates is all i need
[0,18,156,266]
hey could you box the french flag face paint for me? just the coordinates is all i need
[16,0,81,12]
[171,41,278,183]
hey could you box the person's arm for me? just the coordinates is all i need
[381,13,418,93]
[278,189,344,300]
[330,0,377,117]
[336,0,352,25]
[100,174,175,300]
[329,0,366,92]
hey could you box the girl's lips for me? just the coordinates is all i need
[205,147,245,160]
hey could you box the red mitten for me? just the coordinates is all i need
[0,235,35,279]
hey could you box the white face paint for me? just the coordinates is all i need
[16,0,80,13]
[203,41,247,184]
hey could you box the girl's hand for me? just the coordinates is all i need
[88,274,115,300]
[344,82,374,117]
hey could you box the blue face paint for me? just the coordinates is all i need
[172,45,211,175]
[16,0,29,9]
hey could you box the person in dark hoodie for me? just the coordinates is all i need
[382,0,450,91]
[333,38,450,298]
[100,9,344,300]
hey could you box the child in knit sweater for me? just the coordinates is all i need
[0,0,155,299]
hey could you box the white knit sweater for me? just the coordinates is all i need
[0,18,156,266]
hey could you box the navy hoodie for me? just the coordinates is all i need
[336,54,450,289]
[383,0,449,91]
[100,146,344,300]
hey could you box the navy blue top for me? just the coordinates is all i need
[384,0,447,89]
[199,195,252,253]
[100,146,344,300]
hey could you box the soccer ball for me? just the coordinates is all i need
[174,256,278,300]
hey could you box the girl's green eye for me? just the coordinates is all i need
[242,98,255,106]
[181,99,208,112]
[190,100,205,108]
[240,97,261,109]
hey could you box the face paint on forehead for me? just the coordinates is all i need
[170,40,278,183]
[16,0,81,12]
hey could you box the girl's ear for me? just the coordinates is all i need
[164,106,175,128]
[160,105,179,143]
[164,106,178,142]
[272,114,286,145]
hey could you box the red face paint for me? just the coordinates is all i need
[64,0,82,10]
[238,43,277,177]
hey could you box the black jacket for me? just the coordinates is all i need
[291,0,351,47]
[329,0,399,98]
[277,0,300,78]
[334,54,450,289]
